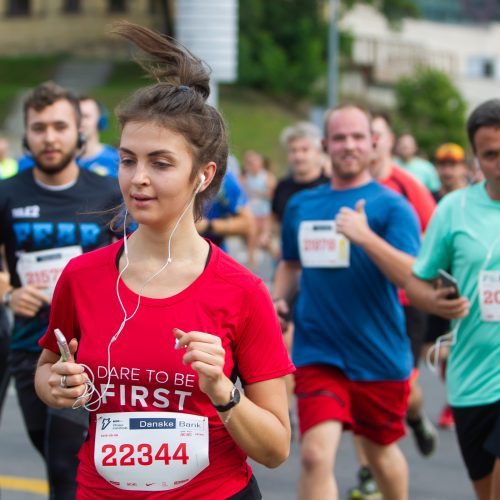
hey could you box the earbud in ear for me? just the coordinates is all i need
[195,173,206,194]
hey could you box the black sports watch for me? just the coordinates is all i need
[212,386,240,412]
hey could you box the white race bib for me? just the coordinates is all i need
[298,220,350,268]
[478,270,500,322]
[16,245,82,300]
[94,412,209,491]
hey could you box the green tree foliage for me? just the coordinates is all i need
[238,0,419,99]
[394,67,468,157]
[238,0,327,97]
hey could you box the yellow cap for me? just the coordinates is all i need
[435,143,464,162]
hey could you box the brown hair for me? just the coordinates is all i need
[23,80,81,126]
[111,21,228,220]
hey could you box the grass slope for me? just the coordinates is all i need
[0,59,306,175]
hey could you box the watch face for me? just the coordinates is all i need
[214,386,240,412]
[232,387,241,403]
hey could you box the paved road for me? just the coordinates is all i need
[0,364,474,499]
[0,243,476,499]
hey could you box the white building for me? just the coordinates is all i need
[340,4,500,110]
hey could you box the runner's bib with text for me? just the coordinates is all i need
[95,412,209,491]
[478,270,500,322]
[298,221,350,268]
[16,245,82,300]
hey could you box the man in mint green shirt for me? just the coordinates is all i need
[395,133,441,192]
[406,99,500,500]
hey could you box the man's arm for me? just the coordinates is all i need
[273,260,301,303]
[405,274,469,319]
[197,205,256,239]
[335,199,415,288]
[272,260,301,331]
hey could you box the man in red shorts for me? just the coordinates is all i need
[273,105,420,500]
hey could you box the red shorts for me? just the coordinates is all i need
[294,365,410,445]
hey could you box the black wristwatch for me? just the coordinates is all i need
[212,386,240,412]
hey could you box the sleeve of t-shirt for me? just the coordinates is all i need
[383,196,421,256]
[412,201,453,281]
[223,172,248,215]
[405,181,436,232]
[281,198,300,261]
[39,259,80,355]
[271,183,281,217]
[235,280,294,385]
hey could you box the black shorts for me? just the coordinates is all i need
[425,313,451,344]
[227,475,262,499]
[452,400,500,481]
[403,305,427,367]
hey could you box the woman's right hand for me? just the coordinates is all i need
[48,339,89,408]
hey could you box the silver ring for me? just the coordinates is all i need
[60,375,67,388]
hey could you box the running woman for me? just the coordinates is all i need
[35,22,293,500]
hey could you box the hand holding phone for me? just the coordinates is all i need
[54,328,71,362]
[438,269,460,299]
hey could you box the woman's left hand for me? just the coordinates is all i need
[173,328,230,402]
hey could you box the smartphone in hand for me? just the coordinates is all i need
[438,269,460,299]
[54,328,71,362]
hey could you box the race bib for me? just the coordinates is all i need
[478,270,500,322]
[95,412,209,491]
[298,220,350,268]
[16,245,82,300]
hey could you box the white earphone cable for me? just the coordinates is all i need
[75,175,206,411]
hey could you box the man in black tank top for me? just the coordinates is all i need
[272,121,330,223]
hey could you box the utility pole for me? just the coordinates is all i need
[327,0,340,109]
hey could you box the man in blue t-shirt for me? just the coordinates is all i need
[77,96,119,176]
[273,105,420,500]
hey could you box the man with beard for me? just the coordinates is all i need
[0,81,122,499]
[273,105,420,500]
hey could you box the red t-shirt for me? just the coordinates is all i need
[39,240,294,499]
[380,164,436,232]
[380,165,436,306]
